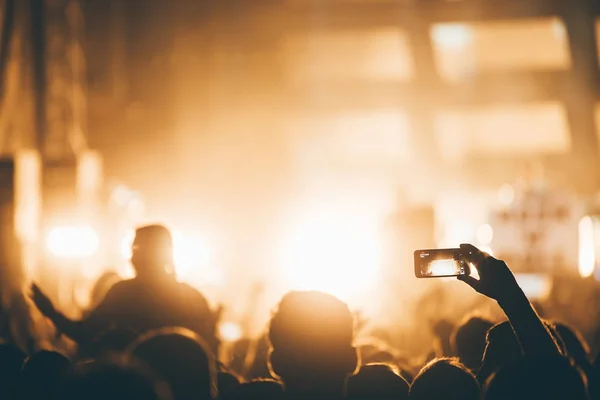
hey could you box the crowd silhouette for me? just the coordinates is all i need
[0,224,595,399]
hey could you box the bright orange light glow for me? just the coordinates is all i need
[172,231,215,282]
[121,229,135,259]
[219,322,242,342]
[579,216,596,278]
[279,214,382,301]
[46,226,99,258]
[431,24,473,50]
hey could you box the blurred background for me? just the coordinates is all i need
[2,0,600,362]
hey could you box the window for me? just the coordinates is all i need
[431,18,571,82]
[284,28,414,83]
[435,102,570,160]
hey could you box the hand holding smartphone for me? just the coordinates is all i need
[414,248,470,278]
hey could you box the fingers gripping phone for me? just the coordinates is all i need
[414,248,469,278]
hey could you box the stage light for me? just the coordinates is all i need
[46,226,99,259]
[578,216,595,278]
[431,24,473,50]
[219,322,242,342]
[279,214,382,300]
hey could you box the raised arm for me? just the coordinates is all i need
[30,283,113,343]
[457,244,560,357]
[30,283,89,343]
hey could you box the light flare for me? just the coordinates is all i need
[579,216,596,278]
[46,226,99,259]
[172,231,213,281]
[219,322,242,342]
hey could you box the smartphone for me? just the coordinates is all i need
[414,248,469,278]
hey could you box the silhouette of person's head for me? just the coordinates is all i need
[268,291,358,397]
[62,361,170,400]
[21,350,71,400]
[347,363,409,400]
[128,327,216,400]
[410,358,480,400]
[553,323,590,365]
[221,379,284,400]
[452,316,494,371]
[552,323,599,399]
[131,225,174,277]
[0,343,26,399]
[478,321,523,383]
[483,356,589,400]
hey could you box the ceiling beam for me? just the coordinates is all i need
[271,0,569,32]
